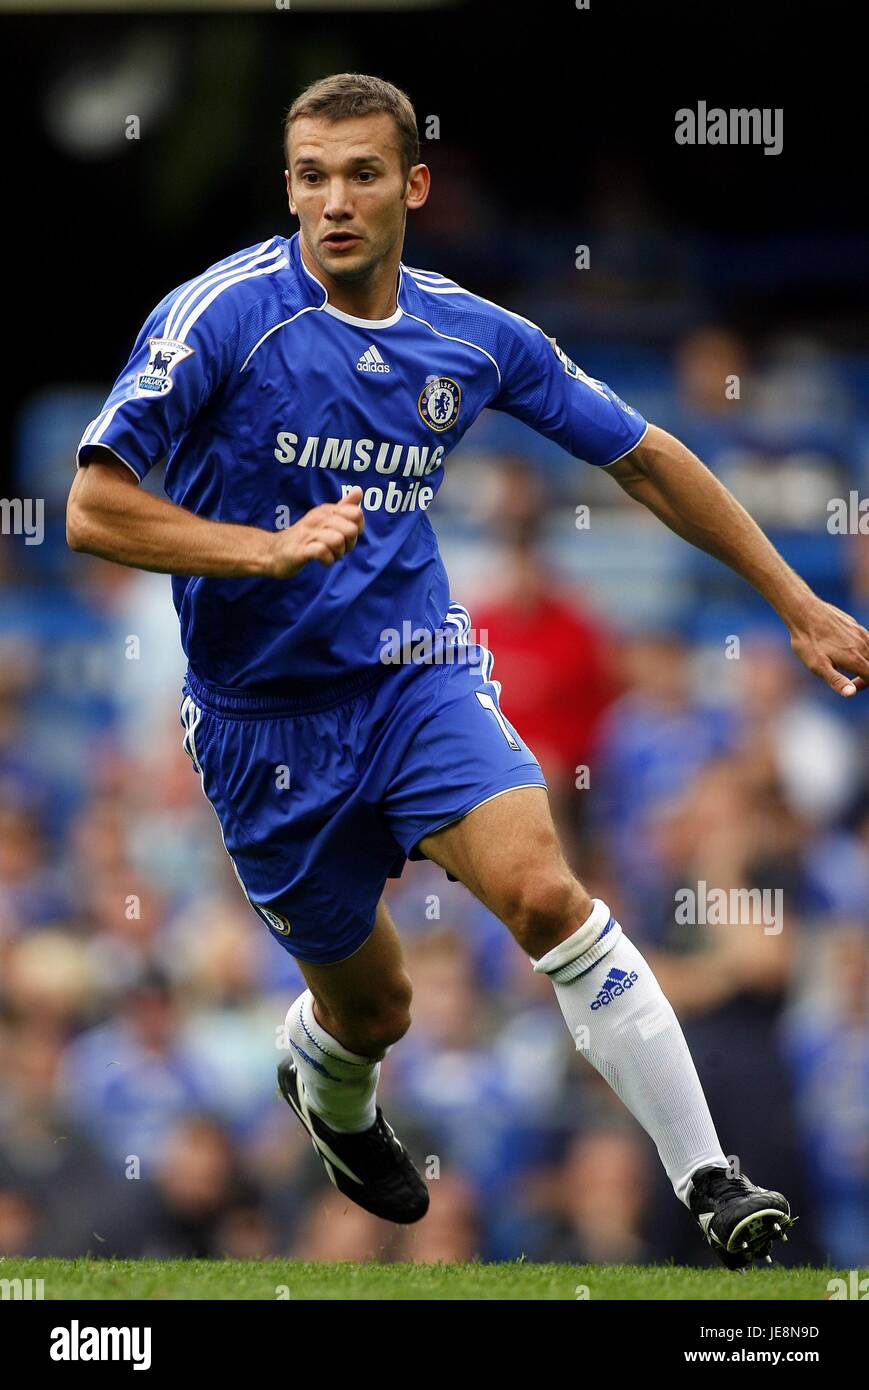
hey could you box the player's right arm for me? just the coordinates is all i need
[67,252,363,579]
[67,456,364,580]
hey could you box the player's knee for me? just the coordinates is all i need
[339,977,412,1055]
[505,869,581,957]
[353,1008,411,1055]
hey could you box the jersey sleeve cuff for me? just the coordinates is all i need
[597,417,649,468]
[76,441,145,482]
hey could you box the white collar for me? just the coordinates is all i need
[297,236,404,330]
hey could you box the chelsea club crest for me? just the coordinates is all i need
[259,906,292,936]
[418,376,461,432]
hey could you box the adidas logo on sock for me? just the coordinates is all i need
[356,345,390,373]
[590,966,639,1009]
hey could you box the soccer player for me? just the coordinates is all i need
[67,73,869,1268]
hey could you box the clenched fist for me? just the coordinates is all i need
[265,488,366,580]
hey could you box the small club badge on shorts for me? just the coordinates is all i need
[260,906,292,936]
[418,376,461,432]
[135,337,195,398]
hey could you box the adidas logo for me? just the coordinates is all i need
[356,344,390,374]
[696,1211,725,1248]
[590,966,639,1009]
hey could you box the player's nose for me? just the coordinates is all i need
[323,180,354,218]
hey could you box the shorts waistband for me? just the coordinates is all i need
[184,664,392,718]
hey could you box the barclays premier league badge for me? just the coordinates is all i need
[548,336,584,379]
[418,376,461,432]
[547,335,622,406]
[135,337,195,397]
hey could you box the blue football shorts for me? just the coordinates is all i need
[179,604,547,965]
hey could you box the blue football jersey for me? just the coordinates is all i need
[77,232,648,689]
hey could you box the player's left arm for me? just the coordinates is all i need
[605,422,869,697]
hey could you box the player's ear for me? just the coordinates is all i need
[285,169,297,215]
[405,163,430,213]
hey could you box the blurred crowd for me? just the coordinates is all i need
[1,315,867,1271]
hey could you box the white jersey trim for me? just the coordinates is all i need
[74,440,141,479]
[238,260,407,371]
[406,267,455,285]
[298,244,403,329]
[181,697,277,933]
[600,418,650,467]
[419,784,547,842]
[406,263,544,336]
[322,301,402,329]
[79,399,126,451]
[164,239,282,341]
[238,304,322,373]
[77,246,290,460]
[399,308,502,387]
[174,255,288,343]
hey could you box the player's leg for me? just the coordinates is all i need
[277,894,428,1223]
[416,784,594,958]
[179,677,428,1222]
[416,786,795,1265]
[282,895,412,1133]
[417,786,730,1203]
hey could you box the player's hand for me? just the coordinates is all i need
[787,598,869,696]
[265,488,365,579]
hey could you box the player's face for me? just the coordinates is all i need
[286,113,428,282]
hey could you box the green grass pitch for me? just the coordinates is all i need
[0,1258,849,1300]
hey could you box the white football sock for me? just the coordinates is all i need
[532,903,728,1205]
[284,988,380,1133]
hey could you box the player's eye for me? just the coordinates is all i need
[356,170,376,182]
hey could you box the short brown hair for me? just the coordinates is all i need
[284,72,420,178]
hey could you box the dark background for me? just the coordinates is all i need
[3,1,867,486]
